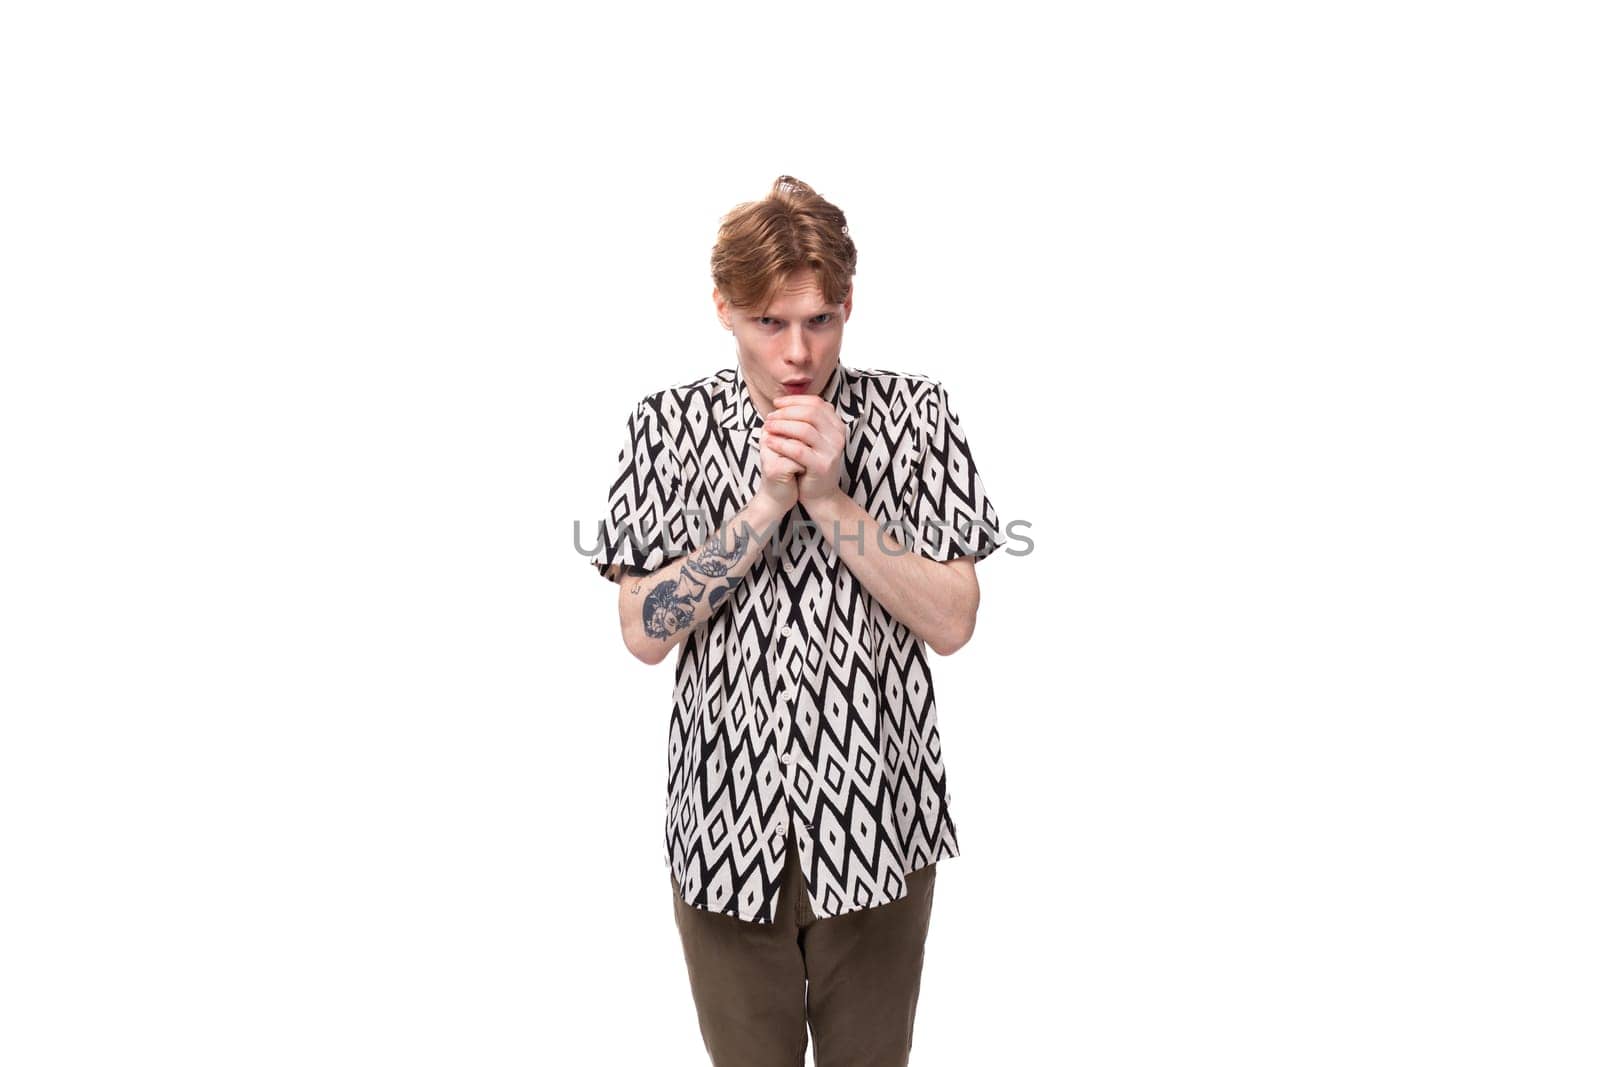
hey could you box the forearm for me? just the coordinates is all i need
[618,493,790,665]
[804,489,977,655]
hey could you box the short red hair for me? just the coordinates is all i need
[710,176,858,311]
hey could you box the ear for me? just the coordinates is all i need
[843,286,853,322]
[713,286,732,330]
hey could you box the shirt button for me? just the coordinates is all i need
[781,753,793,764]
[781,625,792,636]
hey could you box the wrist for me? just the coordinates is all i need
[804,486,854,524]
[745,490,791,532]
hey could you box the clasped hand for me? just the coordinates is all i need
[759,394,846,507]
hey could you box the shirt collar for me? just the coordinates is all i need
[718,363,860,433]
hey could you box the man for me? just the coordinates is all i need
[589,176,1005,1066]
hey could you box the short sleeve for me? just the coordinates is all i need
[590,398,691,584]
[905,383,1006,564]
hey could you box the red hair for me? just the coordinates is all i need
[710,176,858,311]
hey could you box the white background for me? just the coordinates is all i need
[4,2,1596,1064]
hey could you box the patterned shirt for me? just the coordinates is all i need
[590,361,1005,924]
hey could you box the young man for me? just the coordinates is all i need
[589,176,1005,1066]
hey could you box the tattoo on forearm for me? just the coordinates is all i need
[640,522,753,640]
[643,579,696,638]
[684,524,749,578]
[708,578,741,611]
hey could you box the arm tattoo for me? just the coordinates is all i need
[640,522,753,640]
[642,578,697,638]
[684,524,750,578]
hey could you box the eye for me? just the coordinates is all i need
[810,314,833,326]
[758,316,780,327]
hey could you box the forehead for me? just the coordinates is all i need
[754,273,840,317]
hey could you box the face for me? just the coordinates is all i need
[714,271,852,418]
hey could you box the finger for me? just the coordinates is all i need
[760,438,806,474]
[763,418,825,449]
[771,394,829,411]
[768,405,841,436]
[769,408,841,436]
[765,412,819,434]
[770,396,830,423]
[768,434,827,471]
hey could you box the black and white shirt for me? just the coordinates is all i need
[591,362,1005,924]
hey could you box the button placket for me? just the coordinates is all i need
[771,502,826,892]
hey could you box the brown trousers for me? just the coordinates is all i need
[670,828,938,1067]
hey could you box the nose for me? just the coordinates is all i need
[783,323,811,366]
